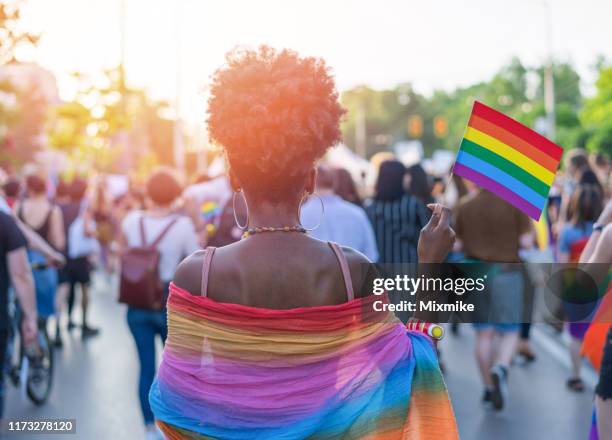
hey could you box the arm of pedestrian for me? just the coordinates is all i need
[50,205,66,251]
[8,246,38,345]
[14,216,65,266]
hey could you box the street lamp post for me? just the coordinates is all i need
[542,0,556,141]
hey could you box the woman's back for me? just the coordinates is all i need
[152,237,458,440]
[175,234,368,309]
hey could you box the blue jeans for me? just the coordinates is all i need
[127,307,167,424]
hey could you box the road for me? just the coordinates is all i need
[3,274,597,440]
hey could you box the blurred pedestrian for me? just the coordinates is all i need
[454,188,533,411]
[0,211,37,419]
[119,167,198,440]
[59,178,99,339]
[14,175,65,327]
[558,184,603,391]
[406,163,434,205]
[92,179,116,276]
[301,165,378,262]
[333,167,362,206]
[365,160,429,263]
[579,199,612,440]
[2,177,22,209]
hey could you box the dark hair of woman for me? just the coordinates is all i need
[569,183,603,228]
[146,168,183,206]
[26,175,46,194]
[333,167,361,205]
[406,163,434,204]
[3,177,21,198]
[374,160,406,201]
[55,180,70,198]
[69,178,88,202]
[579,169,604,195]
[207,46,345,204]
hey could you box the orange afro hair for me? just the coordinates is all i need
[207,46,345,202]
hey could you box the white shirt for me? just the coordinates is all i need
[300,194,379,262]
[121,211,199,282]
[183,176,232,208]
[0,197,9,214]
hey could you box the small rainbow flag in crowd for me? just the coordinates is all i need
[452,101,563,220]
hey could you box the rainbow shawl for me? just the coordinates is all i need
[150,284,458,440]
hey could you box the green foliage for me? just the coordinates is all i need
[581,66,612,156]
[47,67,173,173]
[340,57,592,159]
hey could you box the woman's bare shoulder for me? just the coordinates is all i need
[340,246,376,298]
[173,250,207,295]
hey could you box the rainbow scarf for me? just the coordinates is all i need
[150,284,458,439]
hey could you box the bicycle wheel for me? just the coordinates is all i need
[26,325,54,405]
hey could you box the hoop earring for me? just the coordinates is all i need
[233,190,249,230]
[298,193,325,231]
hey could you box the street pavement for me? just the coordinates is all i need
[3,275,597,440]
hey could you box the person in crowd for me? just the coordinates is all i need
[301,165,378,262]
[558,184,603,391]
[454,187,533,411]
[14,175,65,330]
[0,211,37,420]
[182,173,232,246]
[119,168,198,440]
[53,179,72,345]
[92,179,116,276]
[579,199,612,440]
[365,160,430,263]
[406,163,434,205]
[2,177,22,209]
[560,148,593,225]
[333,167,362,206]
[58,178,99,338]
[149,47,458,439]
[591,152,611,197]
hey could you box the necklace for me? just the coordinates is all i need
[241,225,307,239]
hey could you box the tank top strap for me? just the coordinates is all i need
[328,242,355,301]
[200,246,217,297]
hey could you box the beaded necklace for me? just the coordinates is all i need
[241,225,306,239]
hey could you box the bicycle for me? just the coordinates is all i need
[5,261,55,405]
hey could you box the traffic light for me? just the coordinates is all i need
[407,115,423,138]
[434,115,448,138]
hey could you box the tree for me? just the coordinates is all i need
[47,67,174,174]
[0,1,39,64]
[0,1,41,167]
[581,66,612,155]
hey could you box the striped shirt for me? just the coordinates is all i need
[365,194,429,263]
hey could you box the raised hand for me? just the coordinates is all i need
[417,203,456,263]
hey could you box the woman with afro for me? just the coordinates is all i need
[149,46,457,440]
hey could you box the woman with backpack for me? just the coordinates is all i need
[118,168,198,440]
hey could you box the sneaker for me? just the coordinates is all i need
[482,389,492,404]
[489,364,508,411]
[81,325,100,339]
[67,321,76,331]
[53,336,63,348]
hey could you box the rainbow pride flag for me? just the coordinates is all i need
[150,284,458,439]
[453,101,563,220]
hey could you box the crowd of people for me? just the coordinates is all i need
[0,47,611,440]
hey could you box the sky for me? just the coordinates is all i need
[17,0,612,124]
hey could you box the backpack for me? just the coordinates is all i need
[119,215,178,310]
